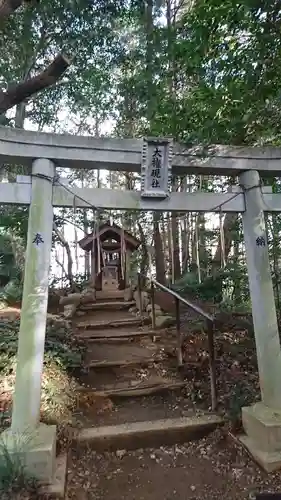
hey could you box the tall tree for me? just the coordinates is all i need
[0,0,125,124]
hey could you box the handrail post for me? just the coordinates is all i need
[175,297,183,367]
[137,273,143,319]
[207,319,217,411]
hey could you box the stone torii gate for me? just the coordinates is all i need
[1,127,281,478]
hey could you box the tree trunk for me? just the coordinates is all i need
[195,214,201,283]
[0,54,71,115]
[74,224,79,275]
[171,210,181,281]
[84,211,90,279]
[53,222,77,291]
[211,213,238,272]
[80,174,90,279]
[15,101,26,128]
[232,224,240,304]
[167,215,173,281]
[153,212,166,284]
[181,214,189,273]
[211,212,238,304]
[145,0,154,126]
[138,221,149,278]
[144,0,166,282]
[166,0,181,281]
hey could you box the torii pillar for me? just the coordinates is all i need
[1,159,57,483]
[239,170,281,472]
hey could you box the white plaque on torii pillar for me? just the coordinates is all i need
[141,137,173,199]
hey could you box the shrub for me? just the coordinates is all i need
[0,280,23,304]
[0,431,38,497]
[0,315,85,439]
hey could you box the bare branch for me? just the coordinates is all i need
[53,221,78,292]
[0,0,23,20]
[0,53,72,115]
[0,0,38,21]
[55,254,68,276]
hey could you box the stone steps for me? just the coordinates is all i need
[78,378,186,398]
[74,294,215,458]
[95,289,126,301]
[83,341,161,369]
[85,356,162,369]
[79,300,135,311]
[76,316,150,330]
[77,328,158,341]
[75,415,224,451]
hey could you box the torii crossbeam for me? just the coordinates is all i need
[1,125,281,175]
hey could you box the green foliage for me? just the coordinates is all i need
[114,0,281,145]
[0,230,24,303]
[0,316,84,440]
[0,233,18,287]
[0,281,23,304]
[0,318,83,374]
[2,0,281,315]
[173,269,226,302]
[0,0,130,129]
[0,433,38,495]
[0,225,26,294]
[0,208,28,243]
[219,297,252,314]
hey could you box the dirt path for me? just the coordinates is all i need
[3,303,280,499]
[66,430,280,500]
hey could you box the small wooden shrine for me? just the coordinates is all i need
[78,220,140,290]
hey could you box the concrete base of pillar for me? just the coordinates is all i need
[0,424,56,483]
[40,453,67,498]
[240,402,281,472]
[239,435,281,473]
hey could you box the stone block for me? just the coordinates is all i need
[155,315,175,329]
[242,403,281,453]
[149,308,164,318]
[40,453,67,498]
[133,290,149,311]
[0,424,56,483]
[60,293,81,306]
[129,306,138,314]
[124,287,133,301]
[239,435,281,473]
[63,304,77,318]
[146,303,161,313]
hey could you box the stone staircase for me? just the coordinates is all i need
[72,284,223,451]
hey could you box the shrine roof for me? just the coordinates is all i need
[78,221,141,252]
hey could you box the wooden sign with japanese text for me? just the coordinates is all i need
[141,137,173,198]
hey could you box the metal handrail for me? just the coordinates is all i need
[137,272,217,411]
[148,277,214,322]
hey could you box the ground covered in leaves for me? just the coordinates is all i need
[67,429,281,500]
[0,305,278,499]
[172,313,260,428]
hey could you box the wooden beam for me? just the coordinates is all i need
[1,126,281,175]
